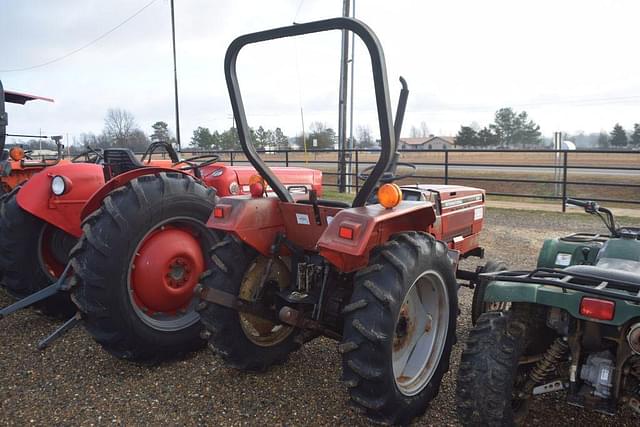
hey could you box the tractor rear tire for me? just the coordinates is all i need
[457,307,540,426]
[0,188,76,317]
[71,172,218,363]
[340,231,457,425]
[471,260,508,325]
[198,235,302,371]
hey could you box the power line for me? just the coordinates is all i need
[0,0,160,73]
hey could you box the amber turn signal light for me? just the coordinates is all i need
[249,175,265,198]
[377,183,402,209]
[9,147,25,161]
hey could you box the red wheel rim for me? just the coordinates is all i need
[39,226,65,278]
[130,226,205,315]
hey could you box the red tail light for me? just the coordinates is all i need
[339,226,354,240]
[213,207,224,218]
[580,297,615,321]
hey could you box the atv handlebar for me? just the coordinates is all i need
[567,198,618,236]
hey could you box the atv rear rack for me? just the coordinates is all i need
[484,268,640,304]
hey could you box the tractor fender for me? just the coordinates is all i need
[318,201,437,272]
[80,167,194,220]
[16,163,105,237]
[484,280,640,326]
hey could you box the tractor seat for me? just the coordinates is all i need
[102,148,145,180]
[564,264,640,289]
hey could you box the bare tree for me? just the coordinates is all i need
[420,121,429,137]
[104,108,136,146]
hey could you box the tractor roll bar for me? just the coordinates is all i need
[0,80,6,153]
[224,17,396,206]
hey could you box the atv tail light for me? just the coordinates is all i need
[339,226,354,240]
[9,147,25,161]
[213,207,224,218]
[378,183,402,209]
[580,297,615,321]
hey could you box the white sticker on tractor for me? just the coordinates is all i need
[296,213,310,225]
[326,216,334,224]
[474,207,484,220]
[555,253,572,266]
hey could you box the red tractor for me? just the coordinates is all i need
[0,79,75,195]
[195,18,486,424]
[0,141,322,360]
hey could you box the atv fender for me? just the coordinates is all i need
[318,201,436,272]
[484,280,639,326]
[16,163,105,237]
[80,167,194,220]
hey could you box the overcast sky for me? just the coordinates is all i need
[2,0,639,146]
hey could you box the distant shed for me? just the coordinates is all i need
[399,135,456,150]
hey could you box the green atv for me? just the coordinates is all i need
[457,198,640,424]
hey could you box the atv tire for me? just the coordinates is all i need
[340,231,457,425]
[0,187,76,317]
[71,172,218,363]
[198,235,302,371]
[457,308,534,426]
[471,260,508,325]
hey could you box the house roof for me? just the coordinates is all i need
[399,136,455,146]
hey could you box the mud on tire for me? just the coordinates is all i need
[198,235,302,371]
[339,231,457,425]
[71,172,218,363]
[0,187,76,317]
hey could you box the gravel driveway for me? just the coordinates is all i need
[0,208,637,426]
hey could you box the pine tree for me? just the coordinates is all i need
[609,123,628,147]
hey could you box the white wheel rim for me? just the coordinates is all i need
[392,269,450,396]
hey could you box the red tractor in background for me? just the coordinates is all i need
[195,18,487,424]
[0,79,79,195]
[0,138,322,361]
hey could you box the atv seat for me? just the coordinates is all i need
[103,148,144,181]
[564,265,640,289]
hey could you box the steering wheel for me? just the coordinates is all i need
[72,147,103,163]
[141,141,180,164]
[358,162,416,183]
[172,154,220,178]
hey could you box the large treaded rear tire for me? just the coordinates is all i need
[71,172,218,363]
[0,187,75,317]
[198,235,302,371]
[457,308,533,426]
[340,231,457,425]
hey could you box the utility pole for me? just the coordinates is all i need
[347,0,356,191]
[170,0,181,150]
[337,0,350,192]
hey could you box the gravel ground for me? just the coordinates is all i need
[1,208,638,426]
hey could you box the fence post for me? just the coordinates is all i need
[444,150,449,185]
[285,150,289,167]
[355,150,359,193]
[561,150,568,212]
[230,151,234,166]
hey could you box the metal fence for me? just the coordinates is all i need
[174,148,640,210]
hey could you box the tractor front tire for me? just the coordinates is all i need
[340,231,457,425]
[71,172,218,363]
[457,309,534,426]
[471,260,508,325]
[0,188,76,317]
[198,235,302,371]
